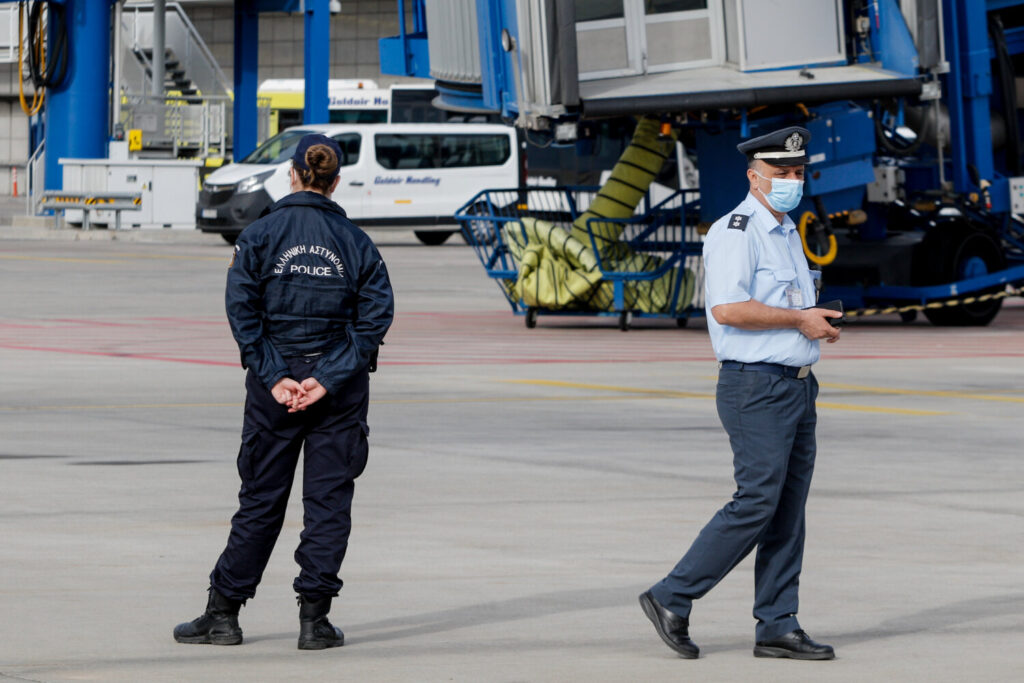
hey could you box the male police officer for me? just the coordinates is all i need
[639,126,841,660]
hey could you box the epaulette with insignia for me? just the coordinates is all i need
[728,214,750,231]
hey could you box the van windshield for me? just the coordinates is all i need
[240,129,312,164]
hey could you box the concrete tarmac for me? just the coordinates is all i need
[1,229,1023,682]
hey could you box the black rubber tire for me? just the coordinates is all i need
[619,310,632,332]
[918,227,1004,326]
[525,307,538,329]
[414,230,455,246]
[460,202,495,246]
[221,233,238,245]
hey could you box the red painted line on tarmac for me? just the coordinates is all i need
[48,318,143,327]
[141,317,226,325]
[821,352,1024,360]
[0,343,237,367]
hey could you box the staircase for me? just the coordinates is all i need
[135,47,203,102]
[118,2,235,158]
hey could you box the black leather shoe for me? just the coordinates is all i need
[297,595,345,650]
[173,588,243,645]
[638,590,699,658]
[754,629,835,660]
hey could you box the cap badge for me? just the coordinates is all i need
[785,133,803,152]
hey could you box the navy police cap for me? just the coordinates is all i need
[736,126,812,166]
[292,133,344,180]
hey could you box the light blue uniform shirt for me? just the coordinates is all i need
[703,193,820,367]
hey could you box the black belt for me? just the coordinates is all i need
[719,360,812,379]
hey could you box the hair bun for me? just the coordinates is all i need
[305,144,339,178]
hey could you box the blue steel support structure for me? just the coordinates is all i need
[378,0,429,78]
[44,0,111,190]
[476,0,517,116]
[303,0,329,124]
[233,0,259,161]
[944,0,996,198]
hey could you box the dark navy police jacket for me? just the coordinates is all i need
[226,191,394,395]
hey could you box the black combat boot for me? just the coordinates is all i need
[297,595,345,650]
[173,588,244,645]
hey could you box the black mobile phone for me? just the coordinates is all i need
[808,299,844,327]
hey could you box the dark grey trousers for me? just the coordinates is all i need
[650,367,819,641]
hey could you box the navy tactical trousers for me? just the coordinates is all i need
[650,367,819,642]
[210,357,370,602]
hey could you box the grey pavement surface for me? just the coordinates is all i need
[1,225,1023,682]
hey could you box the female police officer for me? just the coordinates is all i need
[174,134,394,650]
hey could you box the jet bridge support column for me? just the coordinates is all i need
[233,0,259,160]
[303,0,329,124]
[943,0,995,196]
[44,0,111,190]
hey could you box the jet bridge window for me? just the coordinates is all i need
[575,0,720,80]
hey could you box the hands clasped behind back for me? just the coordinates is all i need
[271,377,329,412]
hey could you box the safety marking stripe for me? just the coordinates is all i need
[814,401,946,416]
[819,382,1024,403]
[0,394,671,413]
[502,379,948,415]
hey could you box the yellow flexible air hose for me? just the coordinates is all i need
[506,117,694,314]
[18,2,45,116]
[569,117,677,246]
[798,211,838,266]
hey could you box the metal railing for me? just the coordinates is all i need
[121,2,232,98]
[26,141,44,216]
[119,96,227,158]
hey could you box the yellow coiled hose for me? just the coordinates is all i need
[798,211,838,266]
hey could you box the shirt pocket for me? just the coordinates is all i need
[771,268,799,307]
[773,268,798,283]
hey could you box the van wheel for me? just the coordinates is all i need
[221,233,238,245]
[414,230,454,246]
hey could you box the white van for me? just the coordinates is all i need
[198,123,520,245]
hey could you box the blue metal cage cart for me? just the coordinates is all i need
[455,186,706,330]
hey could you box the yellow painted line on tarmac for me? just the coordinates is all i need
[814,402,946,416]
[501,378,714,399]
[0,395,667,413]
[819,382,1024,404]
[2,385,950,416]
[503,379,947,416]
[377,395,663,404]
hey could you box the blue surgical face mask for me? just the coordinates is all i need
[754,170,804,213]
